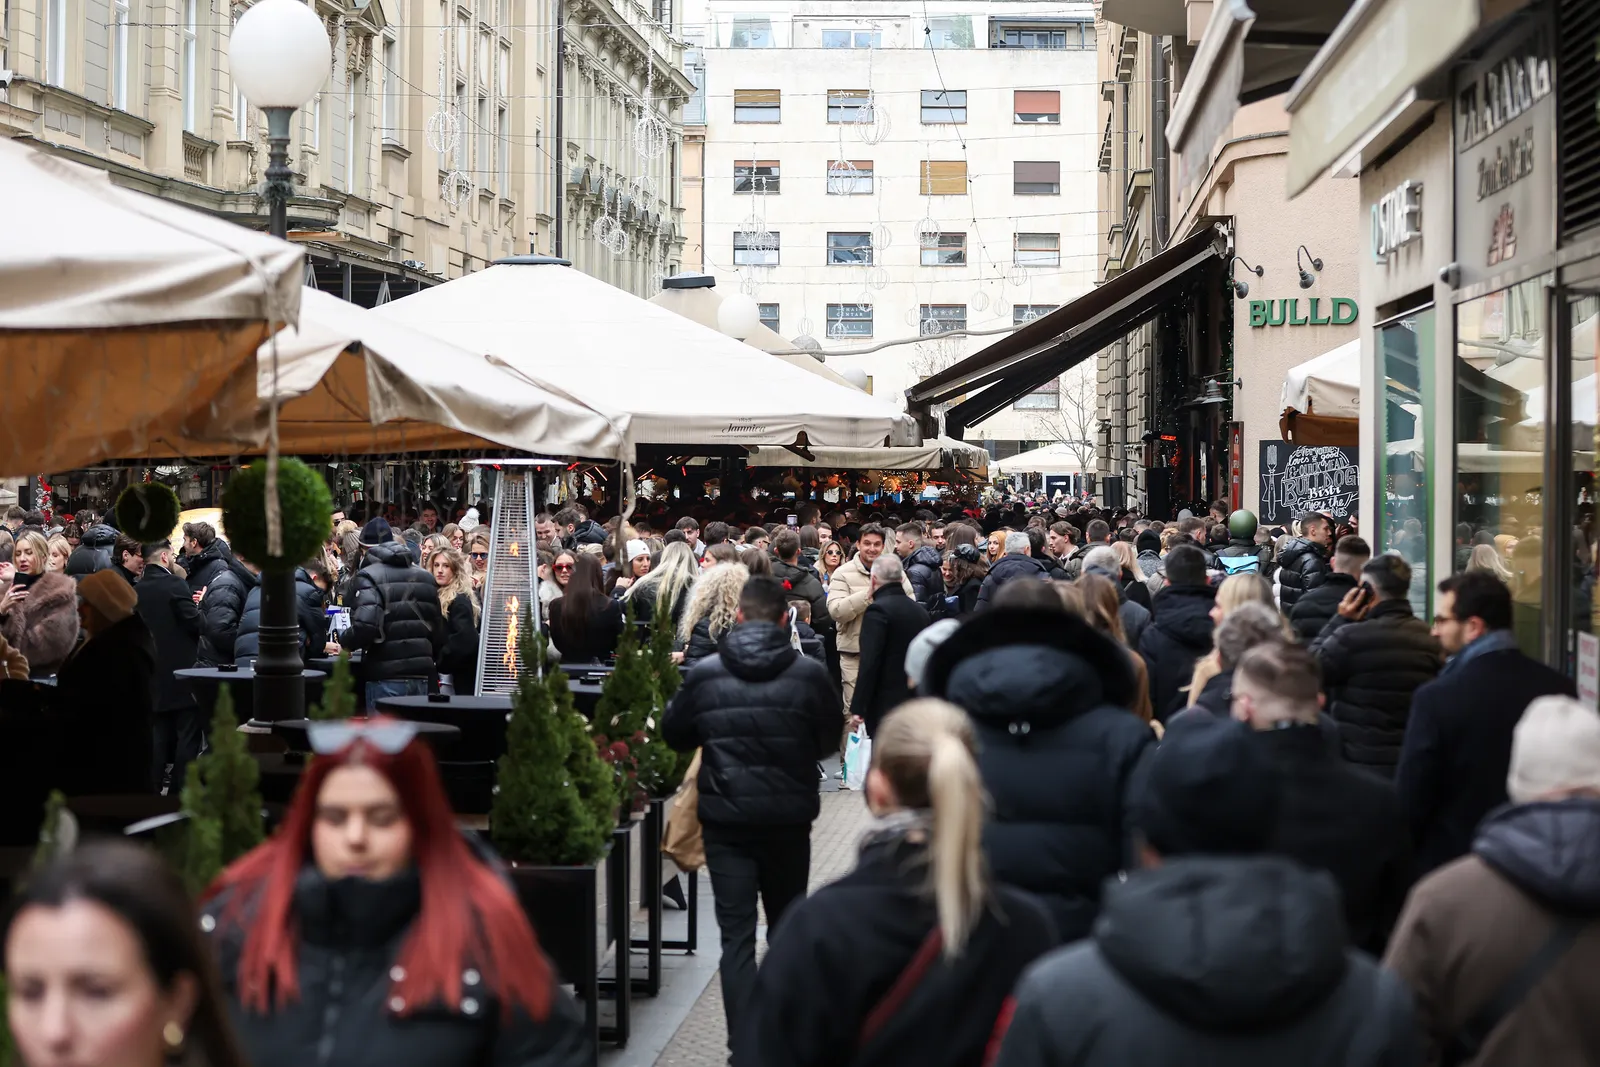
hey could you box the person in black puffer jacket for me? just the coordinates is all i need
[923,604,1155,942]
[1137,545,1217,720]
[1289,534,1368,642]
[1312,553,1443,778]
[896,525,946,612]
[64,522,118,579]
[1275,514,1334,612]
[340,518,445,706]
[974,534,1050,610]
[662,576,840,1053]
[183,527,256,667]
[234,563,329,665]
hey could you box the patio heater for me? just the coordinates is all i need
[474,460,556,694]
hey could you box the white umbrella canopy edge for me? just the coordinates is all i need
[374,257,908,451]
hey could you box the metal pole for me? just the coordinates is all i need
[255,103,307,722]
[553,0,566,257]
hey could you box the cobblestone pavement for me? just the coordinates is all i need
[651,786,874,1066]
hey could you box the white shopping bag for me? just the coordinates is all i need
[843,723,872,791]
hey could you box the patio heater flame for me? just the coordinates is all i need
[509,541,521,557]
[503,597,520,672]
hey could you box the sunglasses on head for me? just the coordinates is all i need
[307,719,419,756]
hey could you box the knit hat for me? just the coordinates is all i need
[78,569,137,625]
[904,619,960,692]
[459,507,481,533]
[625,539,650,562]
[1136,529,1162,555]
[1508,696,1600,804]
[359,517,393,547]
[1135,714,1282,857]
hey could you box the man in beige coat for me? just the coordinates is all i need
[1384,695,1600,1066]
[826,523,911,713]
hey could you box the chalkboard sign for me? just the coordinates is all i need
[1258,441,1359,524]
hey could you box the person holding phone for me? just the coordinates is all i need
[0,530,80,678]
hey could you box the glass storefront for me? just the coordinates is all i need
[1562,292,1599,673]
[1454,277,1549,657]
[1377,307,1435,617]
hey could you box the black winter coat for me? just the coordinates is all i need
[439,594,480,693]
[924,609,1155,941]
[1257,724,1413,956]
[185,540,256,666]
[663,622,839,832]
[994,857,1417,1067]
[547,596,624,664]
[205,866,587,1067]
[340,541,446,681]
[52,613,158,795]
[680,615,727,669]
[735,832,1057,1067]
[1289,572,1358,642]
[135,563,202,713]
[974,554,1051,610]
[1137,584,1216,721]
[1396,647,1573,876]
[563,519,608,548]
[1313,599,1443,777]
[848,584,930,736]
[1276,537,1330,611]
[771,558,832,637]
[902,545,945,611]
[233,568,327,663]
[934,577,983,620]
[64,523,117,579]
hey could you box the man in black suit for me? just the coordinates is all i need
[1396,571,1574,876]
[848,554,931,737]
[136,541,204,794]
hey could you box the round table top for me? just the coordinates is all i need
[374,694,512,713]
[307,651,364,670]
[175,667,328,682]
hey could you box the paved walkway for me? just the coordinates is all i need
[615,781,874,1067]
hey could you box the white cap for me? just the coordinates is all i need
[459,507,480,533]
[626,539,650,562]
[1508,696,1600,804]
[904,619,960,692]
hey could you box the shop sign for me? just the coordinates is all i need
[1248,297,1359,328]
[1454,20,1554,288]
[1259,441,1359,524]
[1372,180,1424,261]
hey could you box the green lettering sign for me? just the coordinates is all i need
[1308,297,1331,325]
[1246,297,1361,327]
[1249,300,1267,327]
[1288,299,1309,326]
[1331,297,1359,325]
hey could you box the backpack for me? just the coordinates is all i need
[1217,554,1261,576]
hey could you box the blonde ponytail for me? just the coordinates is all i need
[872,699,988,958]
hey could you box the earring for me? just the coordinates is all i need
[163,1022,184,1050]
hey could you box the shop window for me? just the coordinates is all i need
[1563,290,1600,674]
[1378,306,1435,618]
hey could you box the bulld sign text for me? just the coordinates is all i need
[1248,297,1358,328]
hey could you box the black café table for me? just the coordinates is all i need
[306,650,368,711]
[175,666,327,723]
[373,694,512,761]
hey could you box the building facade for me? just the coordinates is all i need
[695,0,1099,459]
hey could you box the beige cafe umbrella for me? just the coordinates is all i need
[0,137,303,473]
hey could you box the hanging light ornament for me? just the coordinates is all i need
[865,266,889,291]
[870,222,893,251]
[634,50,670,161]
[855,54,889,145]
[827,158,861,196]
[1007,263,1028,287]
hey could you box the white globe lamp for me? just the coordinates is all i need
[839,367,870,392]
[717,292,763,340]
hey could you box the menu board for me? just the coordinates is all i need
[1259,441,1359,524]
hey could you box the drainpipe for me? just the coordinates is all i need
[1151,35,1170,249]
[553,0,566,256]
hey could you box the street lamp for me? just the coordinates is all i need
[230,0,330,722]
[230,0,331,240]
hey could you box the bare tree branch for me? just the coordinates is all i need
[1026,367,1098,472]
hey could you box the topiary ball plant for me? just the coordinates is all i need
[220,458,332,572]
[115,482,182,544]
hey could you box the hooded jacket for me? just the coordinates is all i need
[902,544,946,611]
[662,621,840,832]
[974,553,1051,611]
[185,539,257,666]
[1313,599,1443,777]
[995,856,1417,1067]
[1385,799,1600,1067]
[339,540,446,680]
[64,523,118,579]
[1276,537,1331,611]
[1137,584,1217,720]
[924,609,1155,940]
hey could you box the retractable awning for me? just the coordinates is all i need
[905,224,1228,437]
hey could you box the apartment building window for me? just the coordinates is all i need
[311,94,321,150]
[478,30,490,87]
[496,105,509,191]
[733,160,779,193]
[827,89,872,123]
[382,36,399,141]
[758,303,779,333]
[348,75,366,189]
[181,0,197,128]
[1013,161,1060,194]
[734,88,781,122]
[112,0,130,109]
[683,47,706,124]
[827,159,873,195]
[235,86,249,140]
[45,0,66,86]
[992,19,1095,49]
[822,28,879,48]
[1014,379,1060,409]
[919,304,967,335]
[475,94,488,179]
[826,304,874,338]
[920,160,967,195]
[1014,232,1061,266]
[1014,90,1060,124]
[734,232,780,265]
[730,17,773,48]
[499,43,510,97]
[925,16,973,48]
[921,89,966,124]
[921,232,966,266]
[1013,304,1057,324]
[827,232,872,265]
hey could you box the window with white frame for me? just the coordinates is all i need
[476,95,488,179]
[181,0,196,129]
[733,160,779,193]
[734,232,780,266]
[919,304,966,335]
[1013,161,1061,194]
[733,88,780,122]
[1013,378,1060,409]
[112,0,131,110]
[924,16,972,48]
[921,232,966,266]
[345,74,364,190]
[382,36,399,141]
[1014,232,1060,266]
[920,89,966,124]
[826,232,872,265]
[46,0,66,87]
[758,303,779,333]
[1013,91,1061,124]
[822,28,879,48]
[991,19,1094,49]
[826,159,873,195]
[826,89,872,124]
[497,105,509,191]
[235,85,249,140]
[499,43,510,96]
[311,93,322,150]
[730,17,774,47]
[826,303,873,338]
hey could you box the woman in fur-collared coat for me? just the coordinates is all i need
[0,530,81,677]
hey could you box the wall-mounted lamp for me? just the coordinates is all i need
[1296,245,1324,289]
[1229,255,1263,299]
[1193,375,1243,406]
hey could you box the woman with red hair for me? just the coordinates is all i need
[202,720,585,1067]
